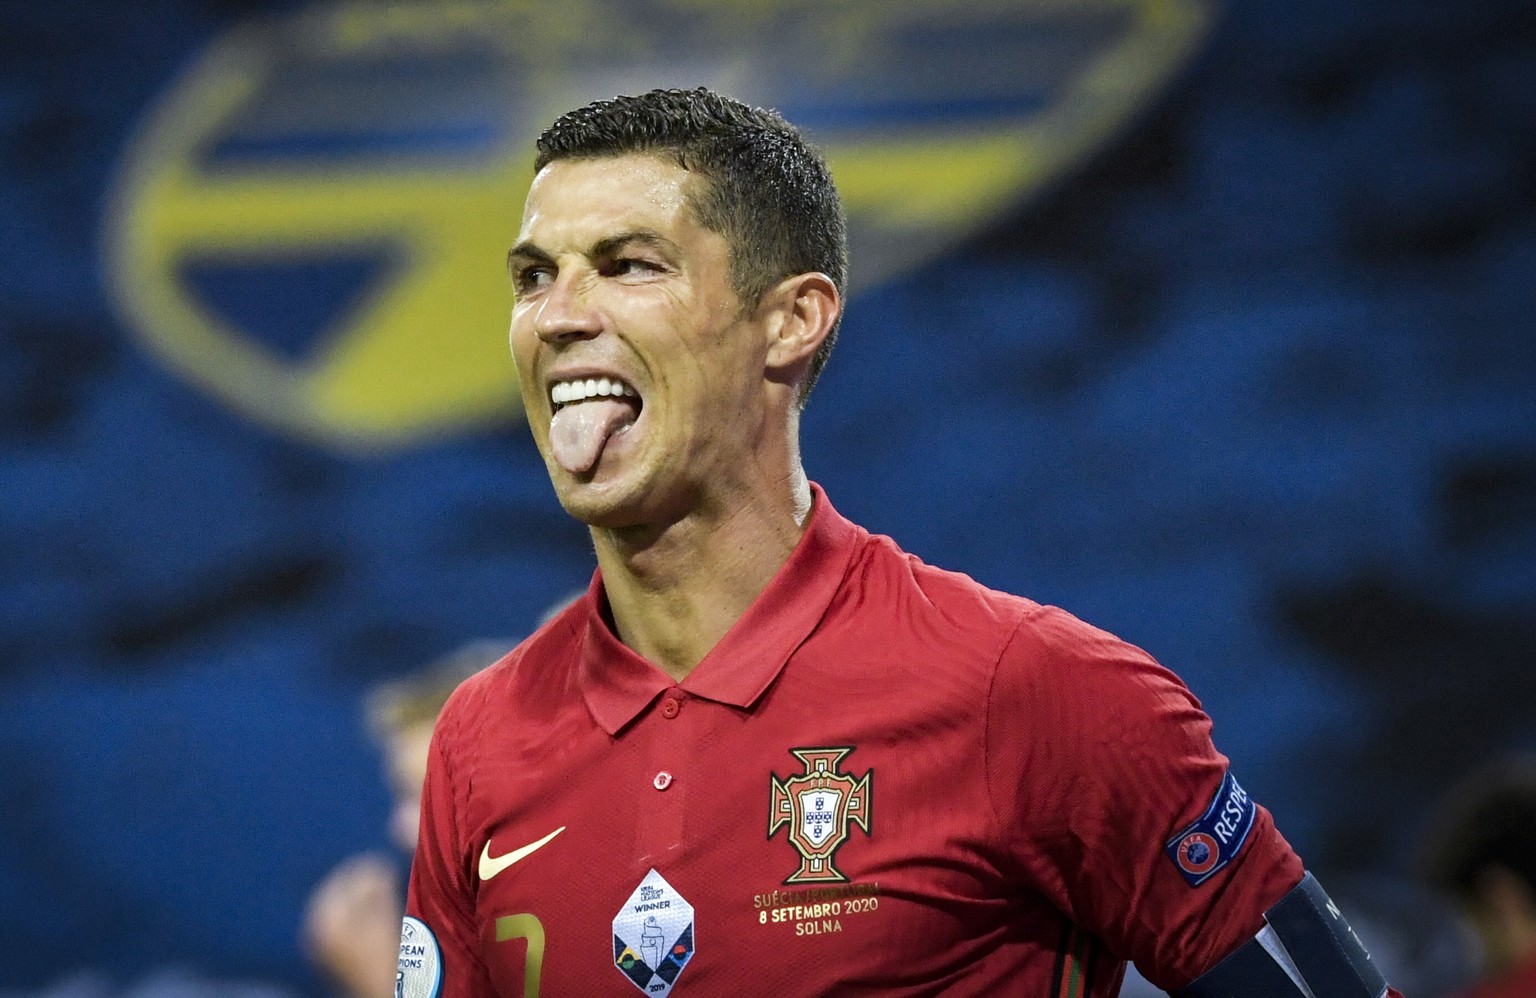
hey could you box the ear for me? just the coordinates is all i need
[760,272,841,379]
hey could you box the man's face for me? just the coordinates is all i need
[508,153,770,529]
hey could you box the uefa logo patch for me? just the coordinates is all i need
[1174,832,1221,878]
[1163,771,1258,887]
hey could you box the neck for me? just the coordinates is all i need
[593,468,813,682]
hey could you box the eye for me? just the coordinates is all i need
[607,256,664,278]
[513,264,554,294]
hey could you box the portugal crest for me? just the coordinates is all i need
[768,747,872,884]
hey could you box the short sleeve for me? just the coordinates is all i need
[985,605,1304,990]
[406,698,495,996]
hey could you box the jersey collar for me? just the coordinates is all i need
[578,483,862,735]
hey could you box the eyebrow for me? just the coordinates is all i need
[591,229,679,259]
[506,228,680,273]
[506,241,552,274]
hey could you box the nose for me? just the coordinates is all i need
[533,270,602,345]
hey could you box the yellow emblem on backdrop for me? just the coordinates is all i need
[105,0,1212,449]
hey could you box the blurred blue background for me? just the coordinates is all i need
[1,0,1531,994]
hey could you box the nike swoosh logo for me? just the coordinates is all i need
[478,826,566,881]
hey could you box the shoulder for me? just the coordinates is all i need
[995,598,1161,675]
[846,530,1165,679]
[997,602,1196,713]
[837,524,1188,715]
[843,528,1042,642]
[434,599,587,747]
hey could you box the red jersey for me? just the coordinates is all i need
[407,485,1305,996]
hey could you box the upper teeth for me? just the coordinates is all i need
[551,377,637,406]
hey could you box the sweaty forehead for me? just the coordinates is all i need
[517,154,702,249]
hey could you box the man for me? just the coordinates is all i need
[404,87,1400,997]
[1422,756,1536,998]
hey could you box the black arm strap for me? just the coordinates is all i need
[1171,873,1388,998]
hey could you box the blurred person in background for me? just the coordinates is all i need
[1423,755,1536,998]
[303,640,512,998]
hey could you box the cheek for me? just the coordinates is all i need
[508,314,541,381]
[507,306,530,351]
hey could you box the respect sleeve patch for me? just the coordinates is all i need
[1164,770,1257,887]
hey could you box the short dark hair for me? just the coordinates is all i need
[1421,755,1536,901]
[534,87,848,403]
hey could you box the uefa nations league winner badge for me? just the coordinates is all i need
[613,868,695,996]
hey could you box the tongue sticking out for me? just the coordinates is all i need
[549,399,638,475]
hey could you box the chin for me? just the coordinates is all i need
[552,464,699,535]
[556,493,637,530]
[549,472,650,530]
